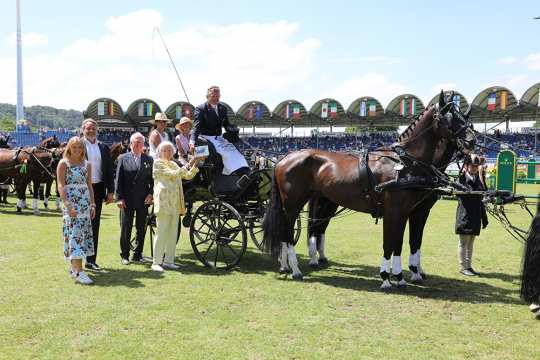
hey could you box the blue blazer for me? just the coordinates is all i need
[115,152,153,209]
[191,102,233,144]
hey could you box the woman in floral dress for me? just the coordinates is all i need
[57,137,96,284]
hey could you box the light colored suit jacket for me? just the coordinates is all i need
[152,159,198,215]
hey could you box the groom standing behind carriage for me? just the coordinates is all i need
[189,86,249,175]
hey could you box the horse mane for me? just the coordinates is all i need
[397,106,434,143]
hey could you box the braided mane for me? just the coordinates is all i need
[397,106,433,143]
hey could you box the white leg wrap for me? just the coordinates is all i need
[380,279,392,289]
[17,199,23,209]
[32,198,40,215]
[409,251,419,268]
[380,257,390,274]
[279,242,289,270]
[318,234,326,259]
[21,199,27,208]
[308,236,318,265]
[287,245,302,277]
[55,198,61,210]
[44,197,49,207]
[417,249,425,274]
[391,255,402,275]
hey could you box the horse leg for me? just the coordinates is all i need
[381,209,408,289]
[44,179,52,209]
[408,207,431,283]
[307,197,337,267]
[32,179,40,215]
[15,178,26,212]
[55,180,61,210]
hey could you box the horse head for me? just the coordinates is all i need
[433,90,475,155]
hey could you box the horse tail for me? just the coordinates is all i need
[520,194,540,304]
[263,171,289,259]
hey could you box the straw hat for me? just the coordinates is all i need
[150,112,171,124]
[175,117,193,131]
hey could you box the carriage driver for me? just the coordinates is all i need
[189,86,250,176]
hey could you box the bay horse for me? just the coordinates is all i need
[110,141,128,171]
[0,147,53,214]
[38,137,64,210]
[262,92,476,288]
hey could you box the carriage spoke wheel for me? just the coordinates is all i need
[249,213,302,251]
[190,200,247,270]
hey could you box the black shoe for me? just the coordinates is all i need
[131,255,144,263]
[85,262,102,271]
[468,267,480,276]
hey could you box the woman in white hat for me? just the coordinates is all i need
[149,113,174,160]
[175,117,193,165]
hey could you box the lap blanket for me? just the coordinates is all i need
[200,135,248,175]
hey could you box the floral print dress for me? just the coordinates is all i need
[63,161,94,260]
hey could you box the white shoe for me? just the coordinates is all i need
[529,303,540,312]
[151,264,164,272]
[163,262,180,270]
[75,271,93,285]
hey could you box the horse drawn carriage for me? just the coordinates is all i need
[131,137,301,269]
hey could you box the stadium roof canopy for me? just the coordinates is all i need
[236,101,272,127]
[165,102,195,126]
[347,96,385,126]
[427,90,470,112]
[309,98,347,127]
[125,98,162,127]
[386,94,425,124]
[272,100,309,127]
[220,102,238,123]
[471,86,518,123]
[518,83,540,120]
[84,98,127,128]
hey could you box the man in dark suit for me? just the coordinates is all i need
[189,86,249,176]
[81,118,115,271]
[115,132,154,264]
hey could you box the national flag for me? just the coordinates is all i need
[255,104,262,118]
[321,102,328,118]
[108,102,114,116]
[247,105,255,120]
[500,90,507,110]
[138,103,144,116]
[359,101,367,117]
[399,98,407,116]
[97,101,105,116]
[452,95,460,109]
[182,104,191,118]
[175,106,181,119]
[368,101,377,117]
[292,104,301,119]
[147,103,153,117]
[329,102,337,118]
[487,92,497,111]
[410,98,416,115]
[284,104,290,119]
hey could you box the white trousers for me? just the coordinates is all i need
[458,234,475,270]
[154,213,179,265]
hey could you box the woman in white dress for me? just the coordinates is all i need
[149,112,174,159]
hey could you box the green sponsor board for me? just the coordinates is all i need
[496,150,517,193]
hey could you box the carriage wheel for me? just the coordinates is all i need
[190,200,247,270]
[249,215,302,251]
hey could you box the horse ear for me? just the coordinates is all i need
[439,90,445,108]
[463,105,472,119]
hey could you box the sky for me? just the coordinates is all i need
[0,0,539,114]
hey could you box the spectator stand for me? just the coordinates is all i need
[84,97,129,145]
[386,94,425,125]
[272,99,309,152]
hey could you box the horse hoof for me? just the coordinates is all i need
[318,257,329,265]
[380,280,392,290]
[397,280,407,288]
[16,207,22,213]
[421,273,427,280]
[410,272,423,284]
[279,268,291,274]
[33,210,40,215]
[308,262,319,269]
[292,274,303,281]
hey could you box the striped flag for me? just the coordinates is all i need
[409,98,416,115]
[487,92,497,111]
[321,102,328,118]
[359,101,367,117]
[368,101,377,117]
[255,104,262,118]
[452,95,461,109]
[138,103,144,116]
[108,102,114,116]
[175,106,181,119]
[400,98,407,116]
[329,102,337,118]
[292,104,301,119]
[284,104,290,119]
[97,101,105,116]
[148,103,154,116]
[500,90,507,110]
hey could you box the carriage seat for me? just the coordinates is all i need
[194,137,252,196]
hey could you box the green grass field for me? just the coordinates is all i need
[1,184,540,359]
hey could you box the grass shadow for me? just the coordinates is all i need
[91,267,164,288]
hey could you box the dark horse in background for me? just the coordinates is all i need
[0,146,53,214]
[263,92,476,289]
[38,136,65,210]
[0,135,11,203]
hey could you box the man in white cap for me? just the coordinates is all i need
[189,86,249,176]
[149,112,174,159]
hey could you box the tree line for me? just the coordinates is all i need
[0,103,83,131]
